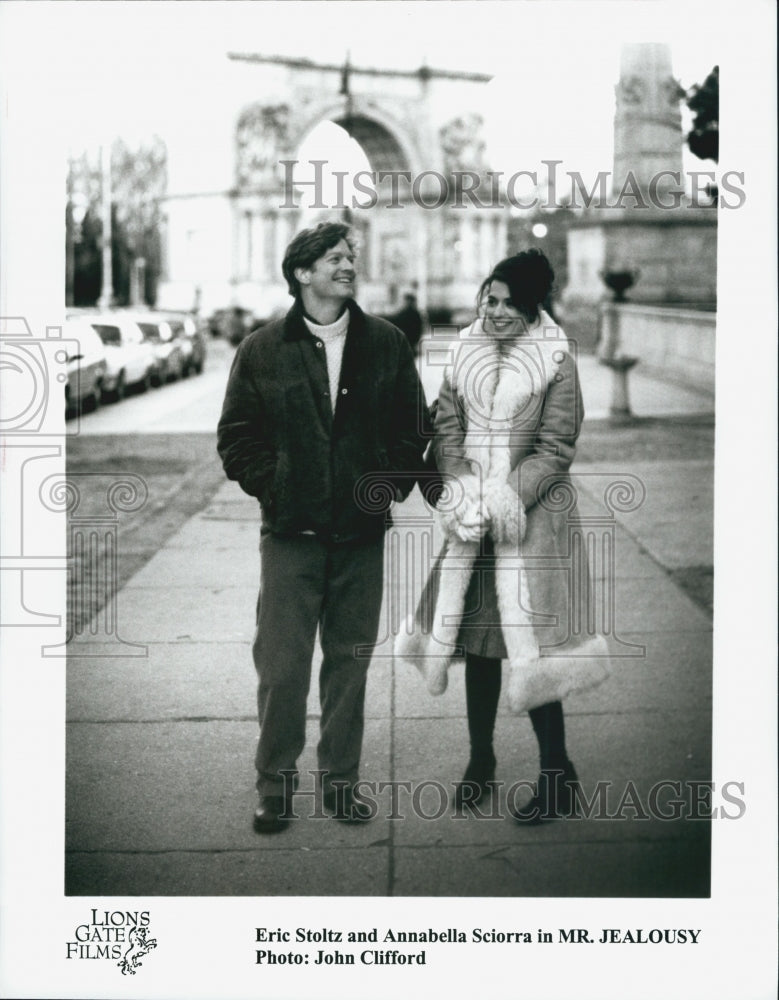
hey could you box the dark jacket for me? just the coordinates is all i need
[217,299,430,543]
[388,304,423,353]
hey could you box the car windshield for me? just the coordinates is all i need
[168,321,185,336]
[137,323,162,341]
[92,324,121,345]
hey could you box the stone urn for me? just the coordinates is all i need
[600,268,640,302]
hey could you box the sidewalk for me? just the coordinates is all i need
[65,361,714,897]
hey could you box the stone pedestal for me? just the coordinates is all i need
[599,355,639,422]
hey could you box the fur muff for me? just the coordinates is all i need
[394,313,610,713]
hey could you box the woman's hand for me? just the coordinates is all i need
[454,499,489,542]
[483,479,526,545]
[437,474,489,542]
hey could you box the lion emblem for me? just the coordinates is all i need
[118,925,157,975]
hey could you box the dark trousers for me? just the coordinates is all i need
[252,532,385,797]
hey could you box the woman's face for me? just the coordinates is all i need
[482,280,527,340]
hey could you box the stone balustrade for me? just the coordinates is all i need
[599,302,715,395]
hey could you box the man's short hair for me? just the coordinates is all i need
[282,222,356,298]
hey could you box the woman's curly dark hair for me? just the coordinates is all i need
[477,248,555,323]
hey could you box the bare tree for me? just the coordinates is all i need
[686,66,718,164]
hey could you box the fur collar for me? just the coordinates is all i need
[449,311,569,482]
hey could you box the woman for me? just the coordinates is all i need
[396,250,608,822]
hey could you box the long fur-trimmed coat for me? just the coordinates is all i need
[395,312,609,713]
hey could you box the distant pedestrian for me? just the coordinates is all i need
[226,306,247,346]
[389,292,423,355]
[217,222,429,833]
[396,249,609,822]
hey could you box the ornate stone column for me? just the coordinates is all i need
[612,43,684,199]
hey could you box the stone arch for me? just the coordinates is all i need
[278,100,425,301]
[231,96,420,194]
[288,97,420,177]
[160,57,505,317]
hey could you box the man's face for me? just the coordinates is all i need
[298,239,356,305]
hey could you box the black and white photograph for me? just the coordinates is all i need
[0,1,776,998]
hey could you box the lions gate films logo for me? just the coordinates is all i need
[66,909,157,975]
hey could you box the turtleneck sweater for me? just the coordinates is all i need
[303,309,349,414]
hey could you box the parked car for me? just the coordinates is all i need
[185,315,209,374]
[207,308,227,338]
[159,312,207,375]
[63,317,108,415]
[207,306,260,345]
[84,315,158,401]
[130,315,186,384]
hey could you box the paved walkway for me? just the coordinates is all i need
[65,352,714,897]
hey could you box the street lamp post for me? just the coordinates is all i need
[339,51,354,225]
[130,257,146,307]
[97,143,114,309]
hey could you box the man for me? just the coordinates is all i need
[217,222,429,833]
[388,292,423,356]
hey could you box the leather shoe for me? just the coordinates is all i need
[253,795,293,834]
[322,785,373,824]
[453,752,496,812]
[510,761,580,824]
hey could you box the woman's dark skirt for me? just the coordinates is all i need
[422,534,508,661]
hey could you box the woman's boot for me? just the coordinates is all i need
[453,654,501,811]
[511,700,579,823]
